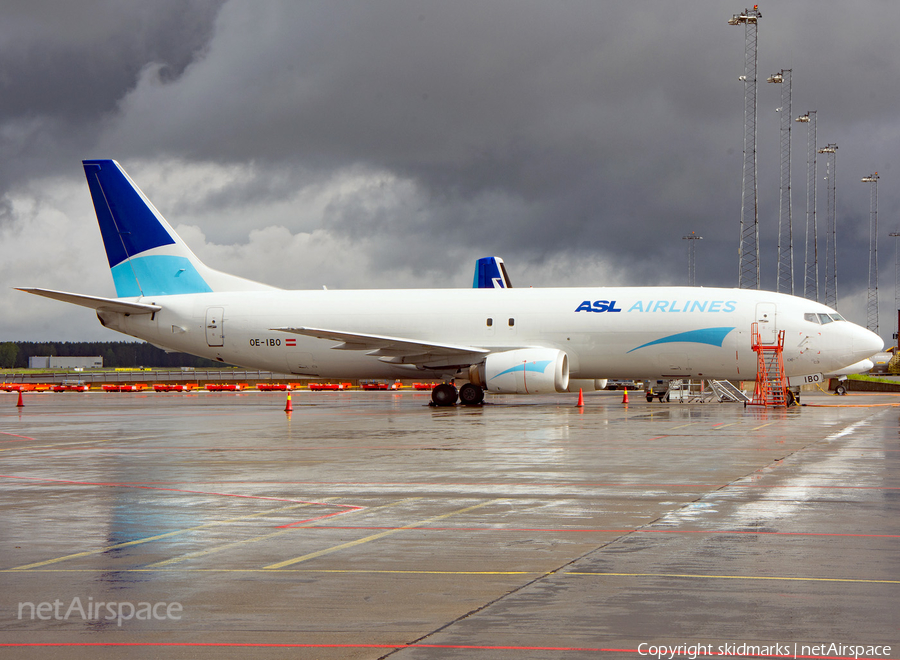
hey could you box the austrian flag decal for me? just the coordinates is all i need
[285,339,296,346]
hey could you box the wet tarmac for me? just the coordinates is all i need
[1,389,898,659]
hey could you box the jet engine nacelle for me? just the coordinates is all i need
[476,348,569,394]
[567,378,607,392]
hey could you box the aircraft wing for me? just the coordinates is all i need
[15,288,161,314]
[272,326,490,368]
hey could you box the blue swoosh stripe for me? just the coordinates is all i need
[490,360,553,380]
[627,327,736,353]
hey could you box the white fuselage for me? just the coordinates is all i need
[97,286,882,381]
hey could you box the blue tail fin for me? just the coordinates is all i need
[472,256,512,289]
[83,160,271,297]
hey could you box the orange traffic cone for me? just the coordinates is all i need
[576,388,584,407]
[284,392,293,413]
[622,387,629,404]
[16,390,24,407]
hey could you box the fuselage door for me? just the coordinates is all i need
[205,307,224,347]
[755,302,777,344]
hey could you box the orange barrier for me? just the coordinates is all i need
[257,383,290,391]
[308,383,352,391]
[101,384,147,392]
[153,384,198,392]
[51,384,89,392]
[206,383,246,392]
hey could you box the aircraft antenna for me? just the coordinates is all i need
[818,144,839,309]
[768,70,793,295]
[682,232,702,286]
[796,112,818,301]
[862,173,880,334]
[729,5,762,289]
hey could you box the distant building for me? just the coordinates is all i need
[28,356,103,369]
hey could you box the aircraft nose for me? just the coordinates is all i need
[852,325,884,360]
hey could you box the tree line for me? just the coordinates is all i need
[0,342,224,370]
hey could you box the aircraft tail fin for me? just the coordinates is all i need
[82,159,274,297]
[472,256,512,289]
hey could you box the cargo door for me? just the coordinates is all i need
[205,307,224,347]
[755,302,777,344]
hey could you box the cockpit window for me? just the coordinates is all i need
[804,313,820,324]
[829,313,846,322]
[818,313,834,325]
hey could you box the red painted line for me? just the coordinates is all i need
[293,526,900,538]
[0,432,36,443]
[0,642,629,652]
[0,643,876,658]
[8,477,897,490]
[275,510,361,529]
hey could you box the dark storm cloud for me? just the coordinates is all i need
[100,2,751,274]
[0,0,224,191]
[3,1,900,339]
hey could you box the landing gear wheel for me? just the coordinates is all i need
[458,383,484,406]
[786,389,798,407]
[431,383,458,406]
[835,384,847,396]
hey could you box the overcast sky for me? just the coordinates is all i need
[2,1,899,343]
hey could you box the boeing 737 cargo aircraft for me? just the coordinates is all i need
[18,160,883,406]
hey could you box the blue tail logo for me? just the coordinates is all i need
[473,257,513,289]
[83,160,212,297]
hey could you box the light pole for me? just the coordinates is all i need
[768,70,793,294]
[796,111,817,301]
[890,231,900,342]
[818,144,838,309]
[683,232,703,286]
[862,173,880,334]
[729,5,762,289]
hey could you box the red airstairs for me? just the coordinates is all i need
[749,322,790,407]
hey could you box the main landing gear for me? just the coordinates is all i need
[430,382,484,407]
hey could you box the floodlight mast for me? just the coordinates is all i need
[768,69,793,295]
[796,111,818,301]
[862,173,880,334]
[729,5,762,289]
[890,231,900,341]
[682,232,703,286]
[818,144,838,309]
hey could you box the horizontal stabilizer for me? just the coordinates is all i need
[15,288,161,314]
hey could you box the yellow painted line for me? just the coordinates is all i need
[0,439,112,453]
[11,501,332,571]
[751,422,778,431]
[145,497,422,568]
[669,423,702,430]
[265,499,500,570]
[566,571,900,585]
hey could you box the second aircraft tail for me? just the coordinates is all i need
[472,256,512,289]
